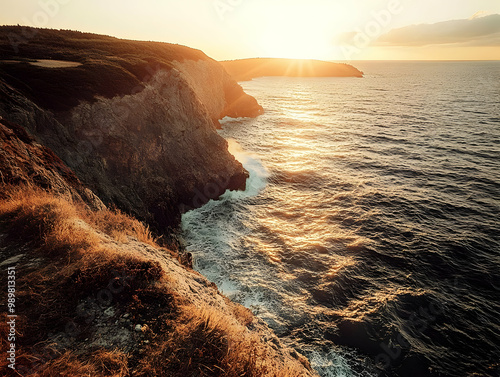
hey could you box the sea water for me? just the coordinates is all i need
[181,61,500,377]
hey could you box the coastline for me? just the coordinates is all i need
[0,26,318,376]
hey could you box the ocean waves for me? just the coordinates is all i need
[182,61,500,377]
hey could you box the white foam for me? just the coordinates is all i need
[225,138,269,198]
[181,139,268,223]
[308,350,368,377]
[181,138,360,377]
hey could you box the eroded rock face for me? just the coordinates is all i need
[0,27,266,232]
[63,69,249,229]
[0,67,248,232]
[0,27,265,233]
[173,60,264,121]
[0,116,104,210]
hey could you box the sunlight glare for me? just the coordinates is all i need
[255,5,336,60]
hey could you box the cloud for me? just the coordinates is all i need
[376,13,500,47]
[334,31,358,45]
[470,11,492,20]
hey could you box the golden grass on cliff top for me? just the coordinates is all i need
[0,186,311,376]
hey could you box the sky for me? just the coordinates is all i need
[1,0,500,61]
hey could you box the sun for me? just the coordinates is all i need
[254,5,336,60]
[259,28,332,60]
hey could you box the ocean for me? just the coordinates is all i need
[181,61,500,377]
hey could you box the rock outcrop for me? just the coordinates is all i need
[173,60,264,120]
[0,27,264,231]
[0,116,104,210]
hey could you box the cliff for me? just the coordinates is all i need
[221,58,364,81]
[0,27,317,376]
[0,27,263,117]
[0,27,263,231]
[173,60,264,119]
[0,187,317,376]
[0,117,103,210]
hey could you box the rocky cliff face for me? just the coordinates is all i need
[1,71,234,231]
[173,60,264,121]
[0,27,263,231]
[0,116,104,210]
[0,27,318,376]
[62,68,248,230]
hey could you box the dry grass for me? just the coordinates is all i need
[0,186,165,374]
[26,349,129,377]
[84,207,157,246]
[0,186,314,377]
[136,306,308,377]
[0,185,98,255]
[0,185,156,248]
[230,301,255,327]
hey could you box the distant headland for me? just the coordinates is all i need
[220,58,363,81]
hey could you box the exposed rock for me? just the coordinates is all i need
[0,26,263,118]
[0,27,262,231]
[0,27,318,376]
[58,68,248,230]
[173,59,264,121]
[0,116,104,210]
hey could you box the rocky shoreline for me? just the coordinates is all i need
[0,27,264,232]
[0,27,317,376]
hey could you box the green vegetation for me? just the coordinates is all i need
[0,26,209,111]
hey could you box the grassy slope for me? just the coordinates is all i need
[0,187,314,376]
[0,26,208,111]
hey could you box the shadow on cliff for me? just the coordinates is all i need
[0,26,264,235]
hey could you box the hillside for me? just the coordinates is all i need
[0,26,263,117]
[0,27,265,232]
[0,186,316,376]
[220,58,363,81]
[0,27,318,376]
